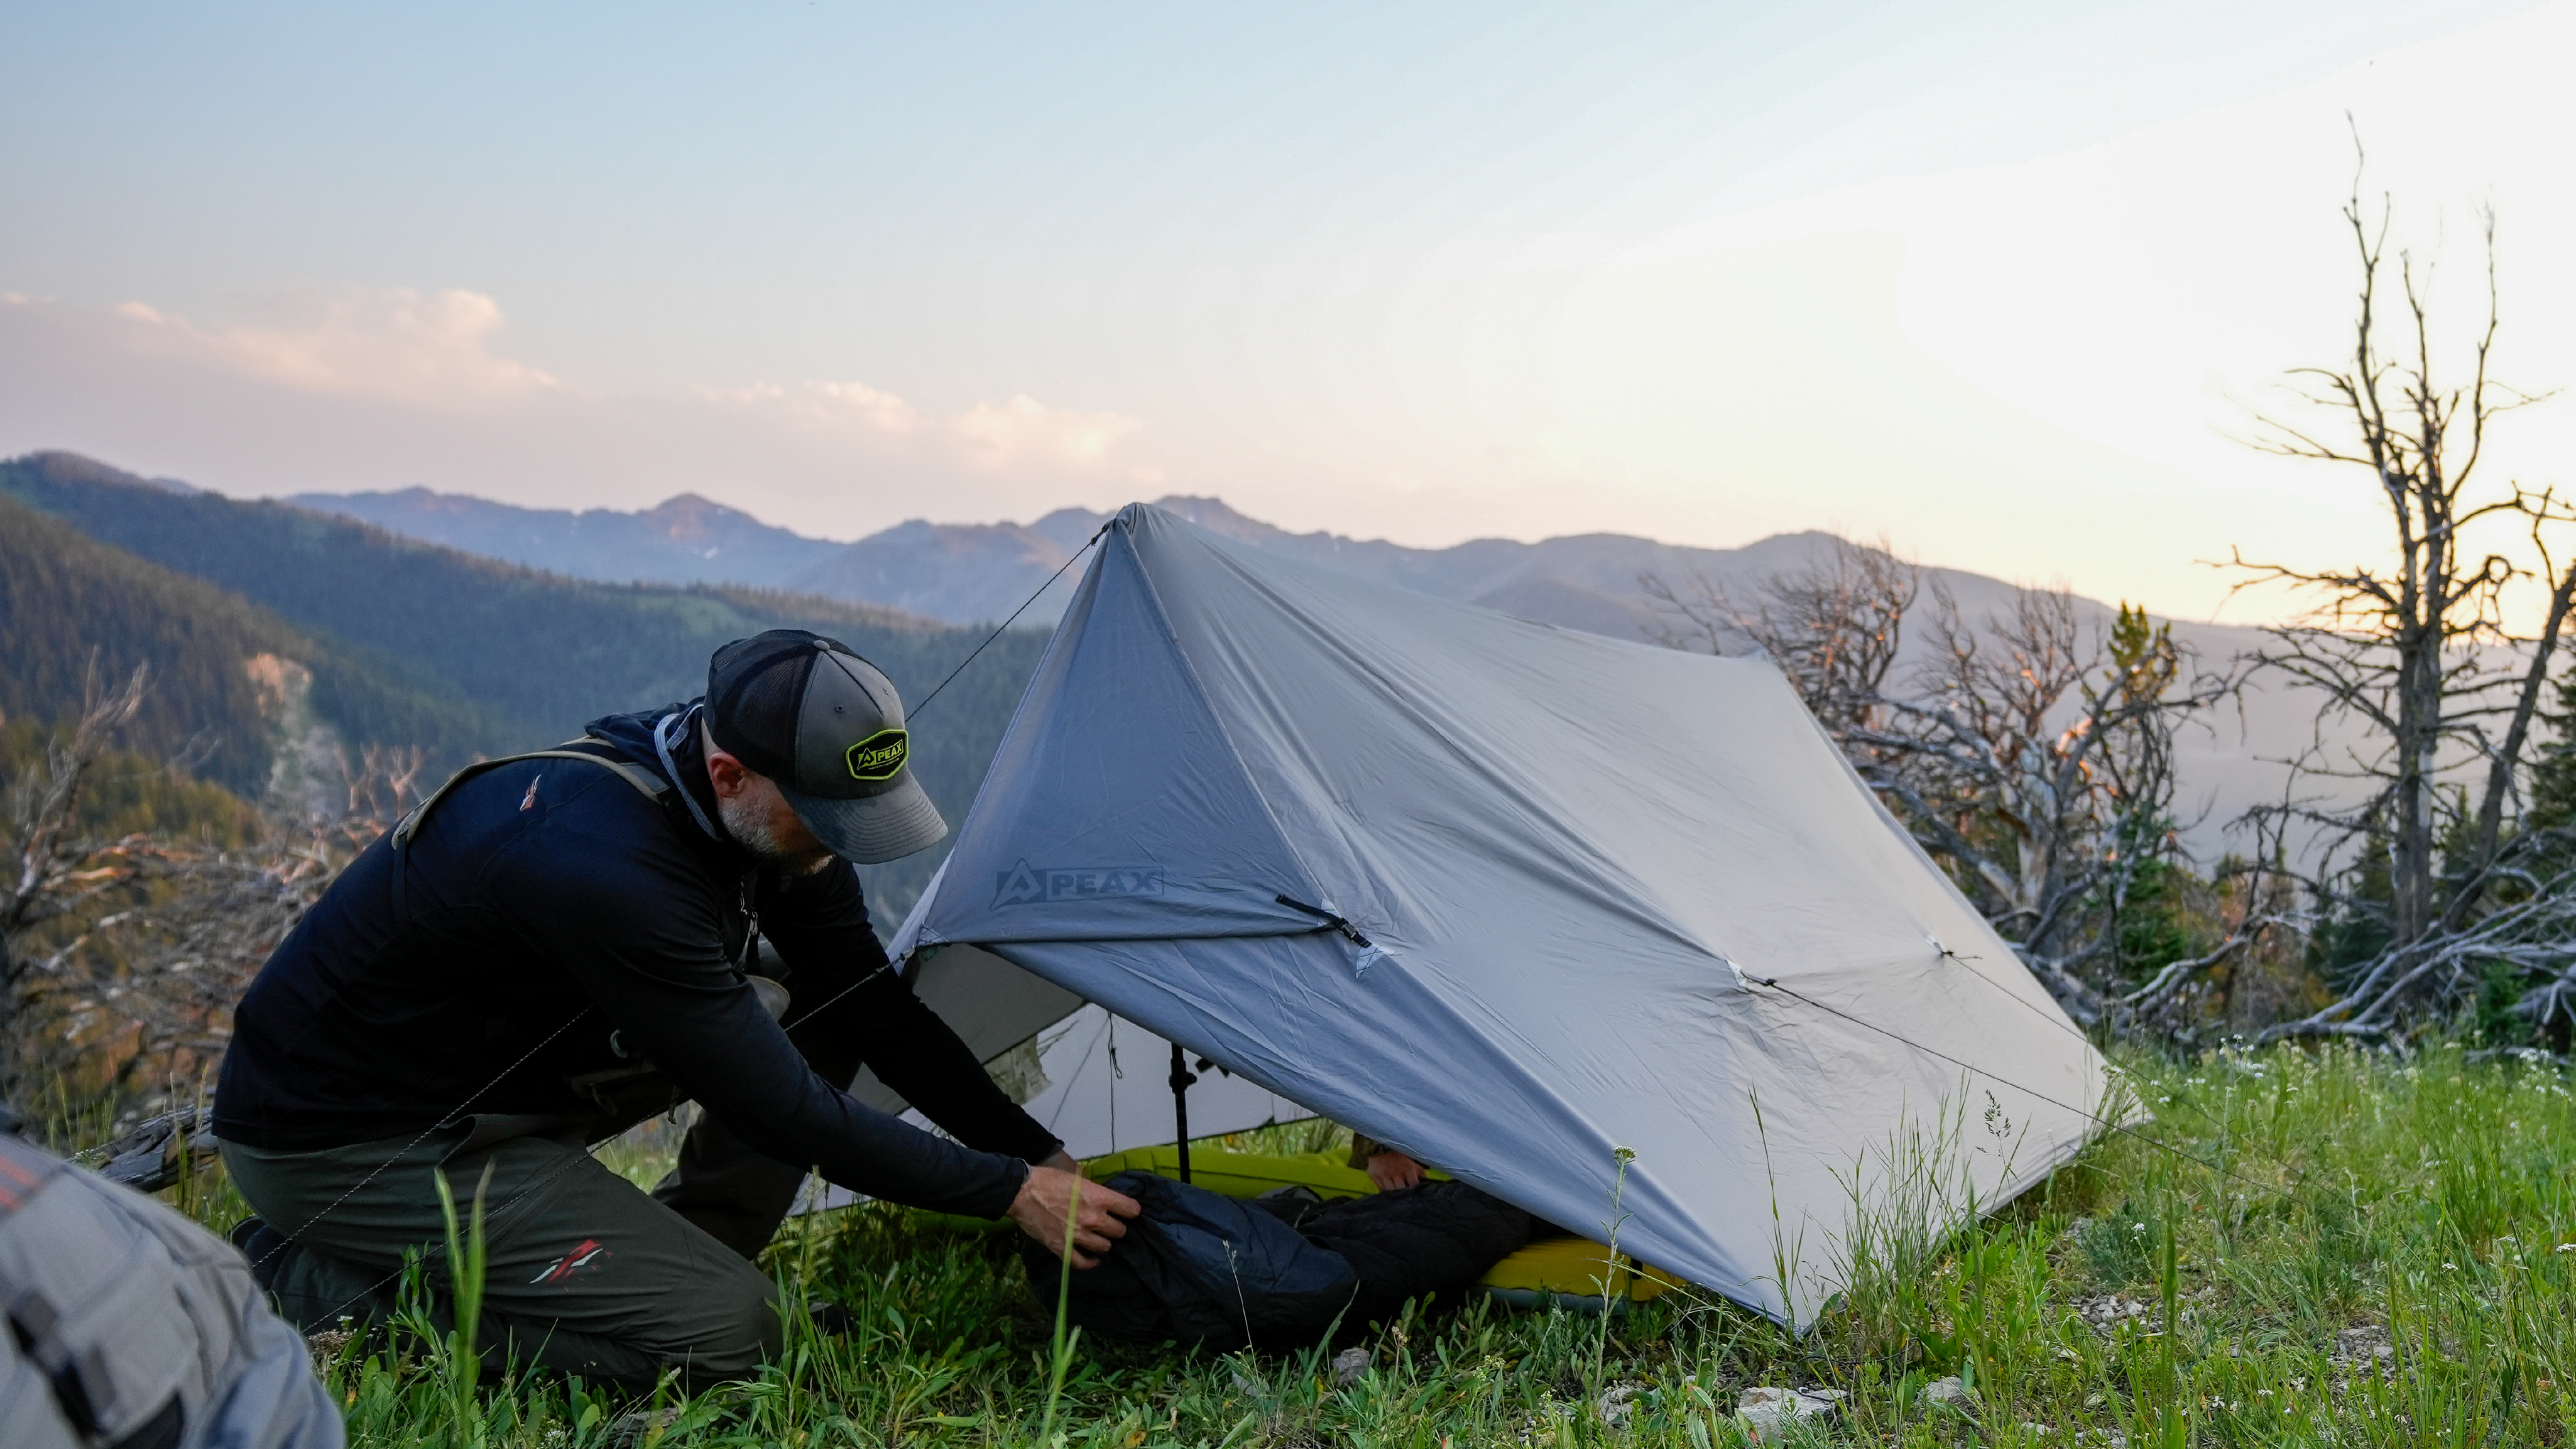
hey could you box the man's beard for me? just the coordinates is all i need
[718,790,832,873]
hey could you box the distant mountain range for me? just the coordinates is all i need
[290,487,847,589]
[295,484,2077,641]
[284,479,2336,862]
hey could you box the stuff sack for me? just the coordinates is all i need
[1279,1181,1533,1330]
[1022,1171,1359,1350]
[1022,1171,1529,1350]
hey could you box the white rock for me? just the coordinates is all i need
[1331,1347,1371,1386]
[2331,1325,2396,1365]
[1596,1385,1641,1426]
[1737,1386,1838,1442]
[1923,1375,1973,1406]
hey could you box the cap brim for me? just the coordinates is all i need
[782,774,949,864]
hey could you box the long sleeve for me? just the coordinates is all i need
[498,827,1033,1218]
[760,863,1066,1165]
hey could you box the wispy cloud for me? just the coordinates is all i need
[697,379,1141,472]
[0,288,1155,536]
[108,288,562,406]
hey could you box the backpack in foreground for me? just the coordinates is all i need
[0,1123,344,1449]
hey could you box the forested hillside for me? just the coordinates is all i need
[0,492,496,797]
[2,451,1052,920]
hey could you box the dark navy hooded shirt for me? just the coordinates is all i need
[213,705,1059,1218]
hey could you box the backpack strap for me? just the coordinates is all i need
[388,740,676,918]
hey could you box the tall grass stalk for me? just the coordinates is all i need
[2155,1202,2184,1449]
[1035,1176,1083,1446]
[432,1159,496,1440]
[1586,1144,1637,1440]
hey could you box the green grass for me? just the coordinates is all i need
[168,1043,2576,1446]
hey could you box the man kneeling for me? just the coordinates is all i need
[214,631,1138,1387]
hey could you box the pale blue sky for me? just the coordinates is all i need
[6,2,2570,617]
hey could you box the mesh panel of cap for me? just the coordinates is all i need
[710,636,817,781]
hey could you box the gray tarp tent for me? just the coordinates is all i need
[881,503,2110,1327]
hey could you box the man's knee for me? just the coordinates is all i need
[610,1266,780,1384]
[223,1131,787,1383]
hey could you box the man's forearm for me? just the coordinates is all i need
[847,982,1064,1163]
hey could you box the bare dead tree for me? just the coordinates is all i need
[1645,537,1917,743]
[1,661,150,1095]
[1854,589,2241,1021]
[2234,148,2572,1043]
[1647,540,2239,1026]
[3,663,423,1121]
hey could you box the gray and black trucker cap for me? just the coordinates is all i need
[704,630,947,864]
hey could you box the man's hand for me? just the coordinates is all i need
[1365,1149,1426,1191]
[1008,1164,1139,1268]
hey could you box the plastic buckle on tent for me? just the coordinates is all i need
[1274,894,1371,947]
[1275,894,1382,977]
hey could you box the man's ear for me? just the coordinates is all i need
[700,721,753,800]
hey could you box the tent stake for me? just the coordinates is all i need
[1169,1042,1197,1183]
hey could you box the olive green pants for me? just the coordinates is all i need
[221,1105,819,1390]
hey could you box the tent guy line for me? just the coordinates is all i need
[1908,940,2251,1145]
[909,523,1110,721]
[239,1006,601,1279]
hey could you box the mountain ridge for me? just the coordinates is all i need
[284,482,2124,644]
[291,484,846,588]
[261,474,2325,863]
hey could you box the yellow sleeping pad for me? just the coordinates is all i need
[1475,1234,1683,1307]
[1081,1145,1383,1198]
[1076,1148,1681,1306]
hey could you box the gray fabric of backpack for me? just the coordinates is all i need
[0,1125,343,1449]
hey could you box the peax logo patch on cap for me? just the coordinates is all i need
[845,728,910,782]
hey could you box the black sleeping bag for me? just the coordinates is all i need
[1020,1171,1532,1350]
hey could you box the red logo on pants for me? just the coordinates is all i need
[532,1238,611,1284]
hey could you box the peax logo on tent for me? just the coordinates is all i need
[994,860,1165,908]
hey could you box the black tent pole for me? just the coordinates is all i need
[1169,1042,1196,1183]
